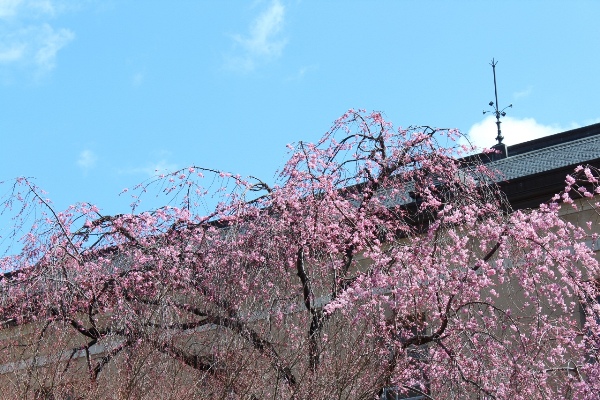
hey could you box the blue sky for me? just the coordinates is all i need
[1,0,599,216]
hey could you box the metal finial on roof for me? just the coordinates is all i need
[483,59,512,145]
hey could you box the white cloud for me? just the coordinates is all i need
[77,149,97,170]
[1,0,62,19]
[463,116,593,149]
[239,0,285,57]
[513,85,532,99]
[0,44,24,62]
[29,0,56,16]
[34,23,73,70]
[228,0,287,71]
[0,24,74,71]
[0,0,23,18]
[583,117,600,126]
[120,160,179,177]
[132,71,144,87]
[286,64,317,81]
[0,0,74,78]
[142,160,178,176]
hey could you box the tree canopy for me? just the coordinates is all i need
[1,110,599,399]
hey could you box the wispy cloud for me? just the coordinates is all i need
[0,0,23,18]
[132,71,144,87]
[463,116,592,149]
[34,23,74,70]
[29,0,57,16]
[583,117,600,126]
[286,64,317,81]
[513,85,533,99]
[119,160,179,177]
[1,0,65,21]
[227,0,287,72]
[77,149,97,170]
[0,44,24,62]
[0,0,74,79]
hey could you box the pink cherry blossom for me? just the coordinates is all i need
[0,110,598,399]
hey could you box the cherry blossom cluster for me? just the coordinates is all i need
[0,111,598,399]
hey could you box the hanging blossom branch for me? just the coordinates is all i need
[0,110,599,399]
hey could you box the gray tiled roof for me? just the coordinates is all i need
[488,134,600,182]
